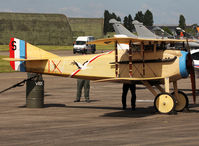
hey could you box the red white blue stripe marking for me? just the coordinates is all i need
[9,38,26,72]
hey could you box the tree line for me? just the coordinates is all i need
[104,10,187,35]
[104,9,153,34]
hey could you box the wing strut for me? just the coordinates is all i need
[141,42,145,76]
[115,41,119,77]
[129,40,133,77]
[153,41,157,55]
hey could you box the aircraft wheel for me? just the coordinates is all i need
[171,91,189,112]
[154,93,176,114]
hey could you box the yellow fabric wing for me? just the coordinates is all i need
[88,37,191,45]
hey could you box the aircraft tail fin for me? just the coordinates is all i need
[109,19,137,37]
[9,38,58,71]
[133,20,157,38]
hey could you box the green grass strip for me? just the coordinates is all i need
[0,55,14,73]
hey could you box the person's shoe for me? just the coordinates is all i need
[74,99,80,102]
[85,99,90,103]
[122,105,126,110]
[131,107,135,111]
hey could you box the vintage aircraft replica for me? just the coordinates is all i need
[111,18,198,90]
[3,35,196,114]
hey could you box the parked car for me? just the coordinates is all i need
[73,36,96,54]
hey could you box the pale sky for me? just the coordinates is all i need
[0,0,198,25]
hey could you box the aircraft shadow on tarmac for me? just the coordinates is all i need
[18,100,199,117]
[65,105,122,110]
[18,103,199,116]
[44,104,66,108]
[65,105,156,118]
[18,100,100,108]
[188,104,199,113]
[42,100,100,108]
[18,104,67,108]
[64,104,199,117]
[102,106,156,118]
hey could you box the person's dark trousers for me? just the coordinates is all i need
[122,83,136,109]
[130,84,136,108]
[84,80,90,100]
[122,84,129,109]
[76,79,90,101]
[76,79,84,100]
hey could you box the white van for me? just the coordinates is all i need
[73,36,96,54]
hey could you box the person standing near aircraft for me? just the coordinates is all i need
[73,43,91,103]
[122,83,136,111]
[74,79,90,102]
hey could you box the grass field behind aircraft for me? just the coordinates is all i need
[3,37,196,114]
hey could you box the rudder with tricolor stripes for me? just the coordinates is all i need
[9,38,26,71]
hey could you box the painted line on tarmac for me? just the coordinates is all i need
[137,100,154,103]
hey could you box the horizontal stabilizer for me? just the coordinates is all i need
[3,58,48,61]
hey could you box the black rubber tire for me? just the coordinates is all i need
[171,90,189,112]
